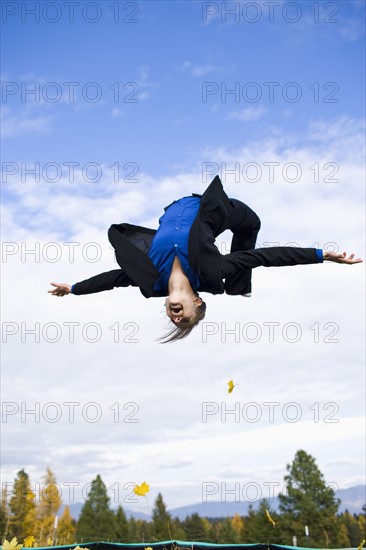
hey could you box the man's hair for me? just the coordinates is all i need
[158,300,207,344]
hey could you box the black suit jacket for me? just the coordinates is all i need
[71,176,319,297]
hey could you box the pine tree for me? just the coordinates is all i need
[218,517,238,543]
[0,484,10,542]
[56,505,76,545]
[8,469,36,540]
[0,500,9,542]
[278,449,340,547]
[242,505,257,543]
[358,511,366,543]
[170,516,186,541]
[115,506,130,542]
[37,467,62,519]
[337,523,351,547]
[128,516,138,541]
[231,513,245,542]
[135,519,151,542]
[34,467,62,544]
[244,500,281,543]
[339,510,363,546]
[201,518,211,541]
[208,520,221,543]
[183,513,207,541]
[151,493,172,541]
[76,475,116,541]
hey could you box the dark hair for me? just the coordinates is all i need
[157,300,207,344]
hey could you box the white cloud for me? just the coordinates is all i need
[228,106,267,122]
[1,106,53,138]
[111,107,124,118]
[177,61,218,77]
[1,68,157,136]
[134,64,159,101]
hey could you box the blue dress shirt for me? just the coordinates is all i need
[147,196,201,292]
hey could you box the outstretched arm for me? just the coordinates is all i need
[223,247,362,274]
[223,246,321,275]
[48,269,135,297]
[222,247,363,296]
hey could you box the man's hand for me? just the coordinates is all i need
[48,283,71,296]
[323,251,363,264]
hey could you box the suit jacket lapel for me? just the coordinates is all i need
[188,175,229,294]
[108,223,160,296]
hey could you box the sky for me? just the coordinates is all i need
[1,0,365,518]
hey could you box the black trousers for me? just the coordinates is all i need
[216,198,261,295]
[214,197,261,254]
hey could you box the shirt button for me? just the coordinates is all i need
[174,244,178,247]
[176,227,179,229]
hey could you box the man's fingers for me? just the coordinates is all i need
[328,252,363,264]
[347,258,362,264]
[48,283,67,295]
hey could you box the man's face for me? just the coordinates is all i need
[165,295,202,325]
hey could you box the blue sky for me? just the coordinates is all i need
[2,0,365,176]
[1,0,365,516]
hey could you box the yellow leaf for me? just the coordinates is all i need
[227,379,238,394]
[133,481,150,496]
[145,547,153,550]
[2,538,23,550]
[23,537,35,548]
[265,508,276,528]
[358,540,365,550]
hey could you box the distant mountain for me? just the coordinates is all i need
[63,485,365,521]
[337,485,366,514]
[60,502,151,521]
[168,486,366,520]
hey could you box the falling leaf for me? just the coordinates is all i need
[23,537,35,548]
[227,379,238,394]
[2,538,23,550]
[134,481,150,496]
[265,508,276,528]
[358,540,365,550]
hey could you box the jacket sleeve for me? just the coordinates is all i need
[71,269,135,295]
[222,247,320,277]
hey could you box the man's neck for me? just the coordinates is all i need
[168,256,193,294]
